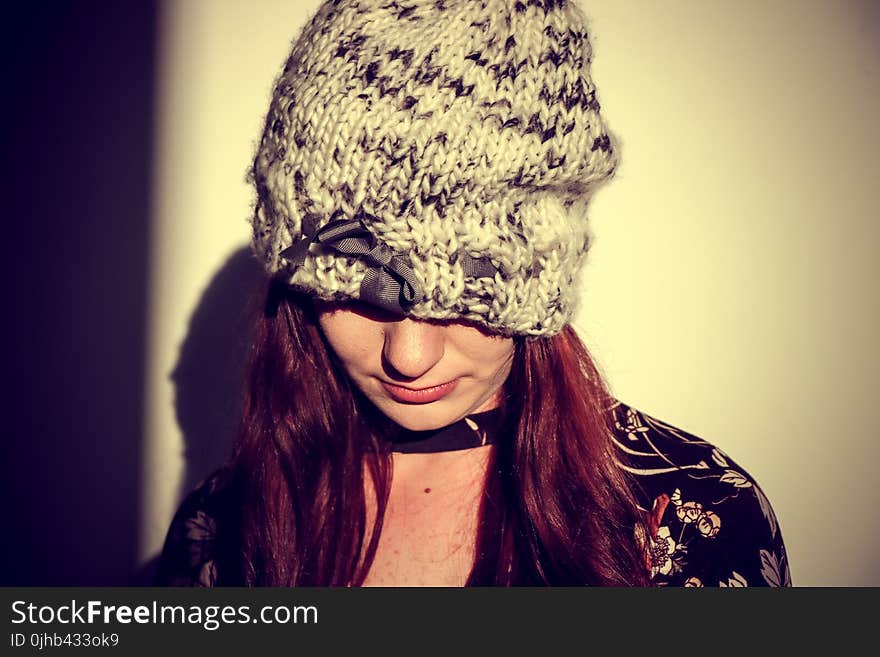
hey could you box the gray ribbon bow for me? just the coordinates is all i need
[280,213,498,315]
[280,215,421,314]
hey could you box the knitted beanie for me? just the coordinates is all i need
[250,0,619,337]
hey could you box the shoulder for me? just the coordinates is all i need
[154,468,242,587]
[607,399,792,587]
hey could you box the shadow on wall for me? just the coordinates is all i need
[172,247,265,497]
[135,247,265,583]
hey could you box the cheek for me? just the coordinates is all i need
[318,313,382,373]
[455,332,514,375]
[491,343,515,378]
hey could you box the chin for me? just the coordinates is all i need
[374,399,466,432]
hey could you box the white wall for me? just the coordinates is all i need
[144,0,880,586]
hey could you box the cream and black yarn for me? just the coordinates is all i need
[250,0,619,337]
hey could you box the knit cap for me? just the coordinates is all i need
[250,0,619,337]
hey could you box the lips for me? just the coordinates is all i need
[381,379,459,404]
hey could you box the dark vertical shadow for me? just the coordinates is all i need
[134,248,264,585]
[0,1,157,584]
[171,249,264,498]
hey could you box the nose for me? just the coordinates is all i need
[382,317,445,381]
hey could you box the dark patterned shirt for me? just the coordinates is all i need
[155,399,791,587]
[609,400,791,587]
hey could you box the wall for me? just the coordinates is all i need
[6,0,875,586]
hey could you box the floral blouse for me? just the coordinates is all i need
[609,400,791,587]
[155,400,791,587]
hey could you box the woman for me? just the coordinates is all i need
[156,0,789,587]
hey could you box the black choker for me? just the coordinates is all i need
[390,405,505,454]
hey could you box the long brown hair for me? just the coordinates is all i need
[223,281,649,586]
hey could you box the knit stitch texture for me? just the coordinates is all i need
[250,0,619,336]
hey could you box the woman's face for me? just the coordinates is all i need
[314,299,515,431]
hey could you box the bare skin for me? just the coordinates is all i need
[315,299,514,431]
[314,299,512,585]
[361,447,492,586]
